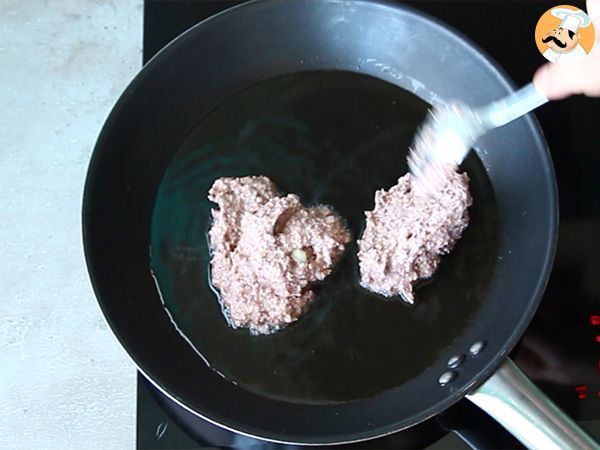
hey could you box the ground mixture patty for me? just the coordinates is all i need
[357,171,472,304]
[208,176,351,335]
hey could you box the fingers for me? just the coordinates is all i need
[533,62,586,99]
[534,56,600,99]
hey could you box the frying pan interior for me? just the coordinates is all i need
[83,0,556,443]
[150,69,499,404]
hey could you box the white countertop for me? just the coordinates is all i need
[0,1,143,448]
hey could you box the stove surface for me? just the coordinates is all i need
[139,1,600,448]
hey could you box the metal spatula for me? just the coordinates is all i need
[408,83,548,194]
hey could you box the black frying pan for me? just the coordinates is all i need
[82,0,597,447]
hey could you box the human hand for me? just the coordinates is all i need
[533,0,600,99]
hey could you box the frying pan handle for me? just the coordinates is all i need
[466,358,600,450]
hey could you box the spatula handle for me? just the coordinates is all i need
[482,83,548,128]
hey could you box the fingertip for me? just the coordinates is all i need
[533,63,573,100]
[533,64,562,99]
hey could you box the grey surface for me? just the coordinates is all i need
[0,0,142,448]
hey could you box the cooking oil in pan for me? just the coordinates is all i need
[150,71,498,404]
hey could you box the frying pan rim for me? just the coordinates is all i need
[82,0,559,444]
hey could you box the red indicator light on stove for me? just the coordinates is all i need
[590,315,600,325]
[575,386,587,399]
[596,335,600,343]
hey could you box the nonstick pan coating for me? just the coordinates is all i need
[83,0,557,444]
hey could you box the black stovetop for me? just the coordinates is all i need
[139,1,600,448]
